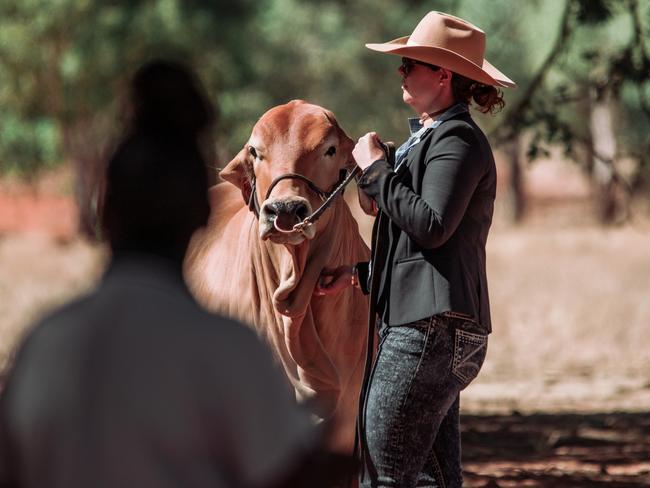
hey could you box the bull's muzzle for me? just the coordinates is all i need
[259,197,315,243]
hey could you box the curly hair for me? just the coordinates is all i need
[451,73,505,114]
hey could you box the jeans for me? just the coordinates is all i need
[360,314,488,488]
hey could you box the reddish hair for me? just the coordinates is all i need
[451,73,505,114]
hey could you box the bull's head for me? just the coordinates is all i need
[220,100,355,245]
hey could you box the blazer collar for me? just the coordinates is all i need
[397,103,470,175]
[406,102,469,135]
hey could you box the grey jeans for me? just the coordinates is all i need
[360,314,488,488]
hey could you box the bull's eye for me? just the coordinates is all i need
[325,146,336,157]
[248,146,258,159]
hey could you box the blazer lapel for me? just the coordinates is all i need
[394,128,435,177]
[394,106,470,178]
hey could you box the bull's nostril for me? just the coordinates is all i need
[262,203,278,218]
[295,203,309,221]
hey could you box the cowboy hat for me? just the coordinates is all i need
[366,11,516,88]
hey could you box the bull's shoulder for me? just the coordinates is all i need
[207,181,247,224]
[184,182,258,317]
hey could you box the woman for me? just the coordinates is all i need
[315,11,516,488]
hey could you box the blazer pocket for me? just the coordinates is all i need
[390,258,437,324]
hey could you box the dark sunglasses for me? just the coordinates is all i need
[399,57,440,76]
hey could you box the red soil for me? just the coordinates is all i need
[0,189,77,240]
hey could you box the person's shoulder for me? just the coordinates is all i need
[212,317,268,354]
[2,292,96,384]
[435,114,480,140]
[180,313,284,391]
[427,117,481,158]
[25,292,96,345]
[178,307,268,354]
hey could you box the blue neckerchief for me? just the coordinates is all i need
[394,103,469,170]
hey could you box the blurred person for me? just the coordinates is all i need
[315,12,516,488]
[0,60,324,488]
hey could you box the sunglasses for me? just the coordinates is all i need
[399,57,440,77]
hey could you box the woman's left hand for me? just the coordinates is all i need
[314,265,353,296]
[353,132,386,171]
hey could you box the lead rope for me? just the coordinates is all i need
[353,142,395,486]
[280,167,360,233]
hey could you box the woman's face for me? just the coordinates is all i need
[398,58,444,113]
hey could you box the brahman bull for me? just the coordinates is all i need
[185,100,370,453]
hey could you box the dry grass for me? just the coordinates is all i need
[0,234,107,375]
[467,223,650,413]
[1,218,649,414]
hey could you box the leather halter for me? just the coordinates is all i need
[246,142,394,235]
[247,168,359,233]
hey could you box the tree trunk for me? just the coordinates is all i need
[504,136,526,223]
[589,89,629,224]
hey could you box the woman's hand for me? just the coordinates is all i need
[353,132,385,171]
[314,265,354,296]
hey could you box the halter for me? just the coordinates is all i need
[248,168,360,234]
[246,142,393,235]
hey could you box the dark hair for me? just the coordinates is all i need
[101,133,210,259]
[101,59,214,260]
[451,73,505,114]
[130,59,215,139]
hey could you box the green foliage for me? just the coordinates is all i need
[0,0,649,198]
[0,0,262,173]
[575,0,612,24]
[0,113,61,176]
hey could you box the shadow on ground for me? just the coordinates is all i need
[462,412,650,487]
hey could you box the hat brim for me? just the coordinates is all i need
[366,36,516,88]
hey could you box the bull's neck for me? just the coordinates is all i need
[250,199,346,319]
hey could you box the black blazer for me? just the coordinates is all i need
[357,109,496,331]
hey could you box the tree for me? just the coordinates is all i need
[484,0,650,224]
[0,0,259,236]
[1,0,649,232]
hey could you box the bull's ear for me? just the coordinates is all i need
[324,108,356,171]
[219,147,253,204]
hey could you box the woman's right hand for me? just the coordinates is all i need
[314,265,354,296]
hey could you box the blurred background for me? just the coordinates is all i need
[1,0,649,485]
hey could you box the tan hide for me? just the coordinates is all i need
[185,102,370,454]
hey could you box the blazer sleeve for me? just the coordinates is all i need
[357,123,485,250]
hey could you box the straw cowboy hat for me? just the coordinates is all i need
[366,11,516,88]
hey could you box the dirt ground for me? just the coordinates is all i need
[462,412,650,486]
[1,173,649,485]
